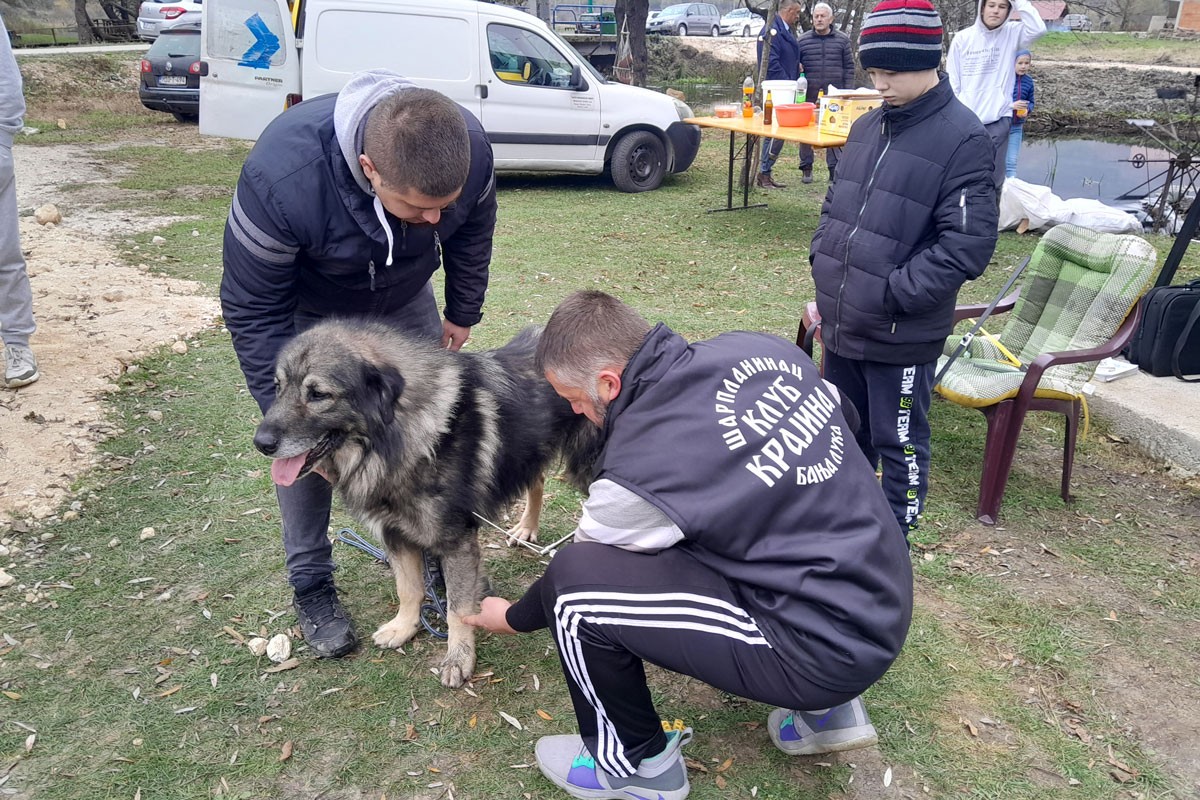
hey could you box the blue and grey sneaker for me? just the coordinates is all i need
[768,696,878,755]
[535,726,693,800]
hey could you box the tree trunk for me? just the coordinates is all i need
[535,0,552,24]
[74,0,97,44]
[614,0,649,86]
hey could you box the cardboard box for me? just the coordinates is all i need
[818,91,883,135]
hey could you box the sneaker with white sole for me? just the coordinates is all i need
[535,726,693,800]
[4,343,39,388]
[768,696,878,755]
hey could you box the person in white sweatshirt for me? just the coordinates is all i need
[947,0,1045,196]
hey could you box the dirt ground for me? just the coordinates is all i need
[0,135,220,524]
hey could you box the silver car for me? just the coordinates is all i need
[137,0,204,42]
[647,3,722,36]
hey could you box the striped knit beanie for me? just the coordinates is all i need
[858,0,944,72]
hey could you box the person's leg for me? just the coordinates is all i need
[798,143,814,182]
[821,351,879,471]
[984,117,1011,196]
[758,138,786,187]
[0,142,38,387]
[535,543,852,782]
[825,146,841,182]
[859,360,934,536]
[1005,124,1023,179]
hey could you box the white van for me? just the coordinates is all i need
[198,0,701,192]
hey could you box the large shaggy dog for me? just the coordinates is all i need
[252,319,598,687]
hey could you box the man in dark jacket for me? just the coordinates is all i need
[221,70,497,658]
[810,0,998,537]
[756,0,802,189]
[466,291,913,800]
[795,2,856,182]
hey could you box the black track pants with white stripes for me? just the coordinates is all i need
[532,542,856,778]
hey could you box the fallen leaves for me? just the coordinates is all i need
[279,740,293,761]
[498,711,523,731]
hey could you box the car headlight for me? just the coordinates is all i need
[673,98,694,121]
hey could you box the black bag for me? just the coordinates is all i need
[1125,279,1200,381]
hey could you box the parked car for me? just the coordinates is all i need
[575,11,616,34]
[139,24,201,122]
[719,7,765,37]
[137,0,203,41]
[646,3,721,36]
[1064,13,1092,30]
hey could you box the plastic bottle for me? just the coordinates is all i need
[742,75,754,118]
[763,90,774,125]
[795,72,808,104]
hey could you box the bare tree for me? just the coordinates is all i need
[614,0,650,86]
[74,0,97,44]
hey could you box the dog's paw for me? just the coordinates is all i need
[439,643,476,689]
[505,521,539,546]
[372,614,421,650]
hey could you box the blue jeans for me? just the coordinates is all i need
[759,137,784,174]
[1005,123,1024,179]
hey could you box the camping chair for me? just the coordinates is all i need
[935,224,1156,524]
[795,223,1157,526]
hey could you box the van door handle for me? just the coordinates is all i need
[477,84,488,99]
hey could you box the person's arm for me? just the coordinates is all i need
[1011,0,1047,48]
[572,479,685,553]
[220,166,303,412]
[440,130,497,348]
[841,35,856,91]
[1026,77,1035,114]
[884,132,998,316]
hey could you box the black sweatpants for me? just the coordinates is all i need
[521,542,858,778]
[822,351,934,535]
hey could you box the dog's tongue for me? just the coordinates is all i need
[271,453,309,487]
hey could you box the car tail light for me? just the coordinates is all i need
[140,59,152,73]
[285,93,304,109]
[188,61,202,74]
[162,6,187,19]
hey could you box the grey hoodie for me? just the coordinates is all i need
[0,15,26,148]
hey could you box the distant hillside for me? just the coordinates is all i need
[1,0,76,29]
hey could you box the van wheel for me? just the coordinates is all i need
[677,23,687,35]
[611,131,666,193]
[742,25,751,36]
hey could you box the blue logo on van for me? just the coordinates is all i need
[238,13,281,69]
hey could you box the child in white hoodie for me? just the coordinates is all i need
[947,0,1045,195]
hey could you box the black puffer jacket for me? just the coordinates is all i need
[795,29,855,101]
[810,76,998,365]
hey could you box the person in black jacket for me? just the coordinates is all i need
[466,291,912,800]
[221,70,497,659]
[810,0,998,537]
[795,2,856,182]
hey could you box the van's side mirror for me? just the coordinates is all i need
[568,64,588,91]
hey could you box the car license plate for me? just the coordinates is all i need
[159,76,187,86]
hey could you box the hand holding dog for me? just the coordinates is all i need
[442,320,472,351]
[463,596,517,634]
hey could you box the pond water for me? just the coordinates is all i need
[1014,139,1174,208]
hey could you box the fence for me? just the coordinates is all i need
[10,19,137,48]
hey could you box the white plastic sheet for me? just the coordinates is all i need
[998,178,1142,234]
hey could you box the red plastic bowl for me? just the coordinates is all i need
[775,102,815,127]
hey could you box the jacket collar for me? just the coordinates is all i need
[603,323,684,434]
[880,74,954,133]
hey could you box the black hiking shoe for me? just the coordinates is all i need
[293,579,358,658]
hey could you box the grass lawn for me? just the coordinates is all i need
[1033,31,1200,67]
[2,110,1199,800]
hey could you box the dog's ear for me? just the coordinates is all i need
[363,362,406,426]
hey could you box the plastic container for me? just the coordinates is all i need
[795,72,808,103]
[774,102,816,127]
[762,80,796,106]
[742,76,754,118]
[713,103,738,118]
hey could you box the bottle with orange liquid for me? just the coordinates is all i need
[742,76,754,118]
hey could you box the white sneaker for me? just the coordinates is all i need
[4,343,39,388]
[768,696,879,755]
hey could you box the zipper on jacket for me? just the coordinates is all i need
[368,260,376,292]
[959,189,967,232]
[401,220,407,249]
[835,116,893,349]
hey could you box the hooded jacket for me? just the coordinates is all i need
[0,15,25,149]
[220,71,497,409]
[810,76,998,364]
[946,0,1045,125]
[589,325,913,691]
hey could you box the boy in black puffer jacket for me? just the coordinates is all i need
[809,0,998,537]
